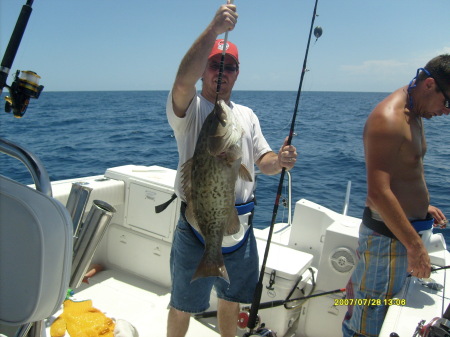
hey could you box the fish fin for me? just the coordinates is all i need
[180,158,203,233]
[223,143,241,163]
[239,164,253,182]
[181,158,193,201]
[191,254,230,283]
[185,206,202,234]
[226,210,241,235]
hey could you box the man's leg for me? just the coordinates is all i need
[168,216,213,337]
[343,225,408,337]
[215,229,258,337]
[217,298,239,337]
[167,306,190,337]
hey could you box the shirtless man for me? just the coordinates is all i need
[342,54,450,337]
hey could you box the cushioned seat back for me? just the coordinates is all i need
[0,175,73,325]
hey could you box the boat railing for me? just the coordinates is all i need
[342,180,352,216]
[0,137,52,196]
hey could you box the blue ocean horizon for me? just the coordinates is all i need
[1,90,449,244]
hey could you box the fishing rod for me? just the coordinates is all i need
[214,0,234,105]
[407,265,450,277]
[252,287,345,309]
[245,0,322,334]
[431,265,450,272]
[195,288,344,320]
[1,0,44,118]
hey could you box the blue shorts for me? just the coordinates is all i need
[169,214,259,313]
[342,223,408,337]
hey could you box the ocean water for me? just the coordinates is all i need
[1,90,449,242]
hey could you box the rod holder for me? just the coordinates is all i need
[70,200,116,289]
[66,182,93,245]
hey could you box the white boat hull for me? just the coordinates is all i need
[2,164,448,337]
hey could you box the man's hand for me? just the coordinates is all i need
[210,2,238,36]
[428,205,447,228]
[278,137,297,171]
[407,243,431,279]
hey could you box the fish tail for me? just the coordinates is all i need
[191,254,230,283]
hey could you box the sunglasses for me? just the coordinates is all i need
[420,68,450,109]
[208,62,239,73]
[433,78,450,109]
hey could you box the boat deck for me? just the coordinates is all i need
[45,269,222,337]
[380,250,450,336]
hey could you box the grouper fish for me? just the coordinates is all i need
[181,99,252,283]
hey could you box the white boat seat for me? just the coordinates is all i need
[0,175,73,326]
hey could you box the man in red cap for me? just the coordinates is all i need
[166,2,298,337]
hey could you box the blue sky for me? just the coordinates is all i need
[1,0,449,92]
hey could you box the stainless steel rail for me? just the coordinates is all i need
[342,180,352,216]
[0,137,52,196]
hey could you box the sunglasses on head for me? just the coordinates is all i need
[419,68,450,109]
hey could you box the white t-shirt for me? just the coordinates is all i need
[166,91,272,204]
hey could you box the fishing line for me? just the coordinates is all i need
[245,0,322,333]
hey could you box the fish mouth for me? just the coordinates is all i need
[208,148,227,158]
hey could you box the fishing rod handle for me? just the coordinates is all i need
[221,0,235,49]
[247,281,263,330]
[0,1,34,91]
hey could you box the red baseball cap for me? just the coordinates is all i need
[208,39,239,64]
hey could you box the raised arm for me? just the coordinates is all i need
[171,2,237,117]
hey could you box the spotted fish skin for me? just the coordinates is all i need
[181,100,252,283]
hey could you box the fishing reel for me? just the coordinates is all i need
[411,317,450,337]
[4,70,44,118]
[239,311,277,337]
[242,325,277,337]
[408,303,450,337]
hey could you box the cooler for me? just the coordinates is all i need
[253,239,314,336]
[105,165,180,242]
[101,165,180,287]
